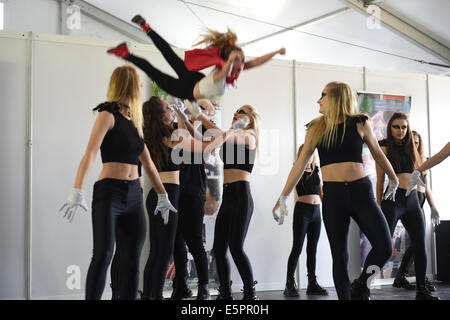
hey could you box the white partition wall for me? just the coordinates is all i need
[0,31,29,300]
[428,75,450,223]
[1,30,448,299]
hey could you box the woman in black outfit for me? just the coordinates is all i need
[376,114,439,300]
[274,81,399,300]
[190,103,260,300]
[393,131,439,292]
[282,145,328,297]
[60,66,176,300]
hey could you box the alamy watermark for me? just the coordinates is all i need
[66,5,81,30]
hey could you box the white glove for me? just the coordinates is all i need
[169,98,189,123]
[59,188,88,223]
[273,196,288,225]
[405,170,426,197]
[154,193,177,224]
[384,178,399,201]
[184,100,201,119]
[431,206,440,227]
[232,116,250,132]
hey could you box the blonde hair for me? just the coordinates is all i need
[107,65,143,136]
[242,104,261,155]
[194,27,242,61]
[307,81,364,150]
[194,27,238,49]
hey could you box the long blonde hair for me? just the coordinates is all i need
[307,81,364,149]
[194,27,242,61]
[242,104,261,155]
[107,65,143,136]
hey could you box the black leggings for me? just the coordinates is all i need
[142,183,179,299]
[173,193,209,286]
[126,30,205,100]
[286,202,321,279]
[381,189,427,286]
[213,181,254,289]
[396,191,426,278]
[322,177,392,300]
[85,178,146,300]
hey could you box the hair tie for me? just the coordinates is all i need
[228,40,235,46]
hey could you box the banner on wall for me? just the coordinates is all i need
[357,91,413,280]
[151,83,224,291]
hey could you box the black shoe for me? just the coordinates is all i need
[392,276,416,290]
[425,278,436,292]
[306,275,329,296]
[242,280,259,300]
[196,284,210,300]
[283,277,299,297]
[350,279,370,300]
[416,285,439,300]
[216,281,233,300]
[131,14,146,26]
[171,286,193,300]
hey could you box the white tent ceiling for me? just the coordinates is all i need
[84,0,450,76]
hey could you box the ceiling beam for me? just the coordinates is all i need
[339,0,450,64]
[56,0,155,44]
[241,7,352,47]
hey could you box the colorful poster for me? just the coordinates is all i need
[357,91,413,279]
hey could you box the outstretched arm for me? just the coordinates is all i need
[417,141,450,171]
[244,48,285,70]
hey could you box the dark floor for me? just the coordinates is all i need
[182,281,450,300]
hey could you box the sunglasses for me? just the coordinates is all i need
[392,125,408,130]
[319,92,327,99]
[237,109,247,115]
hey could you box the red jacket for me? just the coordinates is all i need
[184,47,239,85]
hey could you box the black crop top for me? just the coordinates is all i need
[315,115,368,167]
[220,142,256,173]
[295,166,321,196]
[378,139,414,174]
[93,102,144,165]
[160,147,182,172]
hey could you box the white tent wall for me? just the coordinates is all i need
[1,30,448,299]
[428,75,450,223]
[0,31,29,300]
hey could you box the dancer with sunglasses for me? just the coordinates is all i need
[107,14,285,102]
[273,81,398,300]
[59,66,176,300]
[376,113,439,300]
[280,145,328,297]
[187,103,260,300]
[393,131,440,292]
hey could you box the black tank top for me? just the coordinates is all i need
[295,166,320,196]
[220,142,256,173]
[378,139,414,174]
[316,115,368,167]
[93,102,144,165]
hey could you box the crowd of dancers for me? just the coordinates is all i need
[60,14,449,300]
